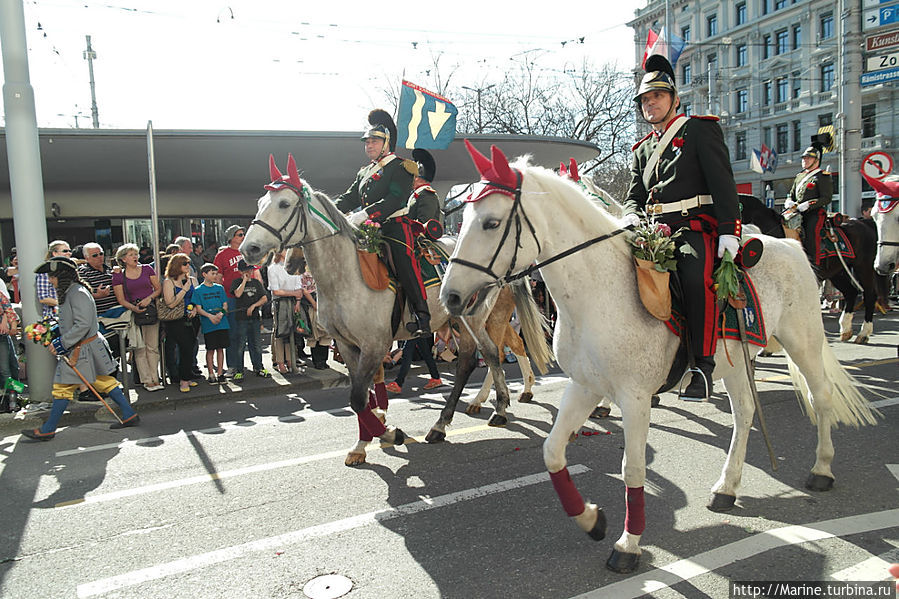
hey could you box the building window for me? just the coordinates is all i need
[735,131,747,161]
[762,0,770,15]
[736,2,747,25]
[820,13,834,40]
[792,71,802,98]
[792,120,802,152]
[763,126,772,147]
[736,89,748,113]
[763,34,772,59]
[792,25,801,50]
[776,123,789,154]
[683,102,693,117]
[681,25,691,42]
[820,63,835,91]
[818,113,832,127]
[736,44,747,66]
[682,63,692,85]
[707,14,718,37]
[763,81,772,106]
[775,0,787,9]
[775,29,789,54]
[862,103,876,138]
[776,77,789,103]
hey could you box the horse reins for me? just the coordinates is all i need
[251,181,342,250]
[448,170,631,287]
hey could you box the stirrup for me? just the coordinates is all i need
[679,367,710,402]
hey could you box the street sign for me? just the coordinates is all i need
[861,64,899,85]
[864,2,899,30]
[866,50,899,71]
[862,151,894,180]
[865,0,895,6]
[866,28,899,51]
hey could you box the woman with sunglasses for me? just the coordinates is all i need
[35,240,72,319]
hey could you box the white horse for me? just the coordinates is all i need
[240,155,552,463]
[441,142,878,573]
[872,175,899,278]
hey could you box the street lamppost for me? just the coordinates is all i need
[462,84,495,133]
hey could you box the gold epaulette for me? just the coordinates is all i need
[402,159,419,176]
[691,114,720,121]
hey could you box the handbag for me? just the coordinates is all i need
[157,295,185,321]
[123,268,158,326]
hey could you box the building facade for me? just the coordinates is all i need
[629,0,898,212]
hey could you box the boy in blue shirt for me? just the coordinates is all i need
[194,263,229,383]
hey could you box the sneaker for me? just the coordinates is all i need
[222,368,236,378]
[254,368,270,378]
[180,383,190,393]
[422,378,443,390]
[207,375,218,384]
[232,371,244,382]
[385,382,402,393]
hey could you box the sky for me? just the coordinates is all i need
[2,0,645,131]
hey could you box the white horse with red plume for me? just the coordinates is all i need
[865,173,899,278]
[240,154,553,464]
[441,141,877,573]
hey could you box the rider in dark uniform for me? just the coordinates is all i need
[408,149,441,225]
[622,55,742,401]
[336,109,430,336]
[785,140,832,265]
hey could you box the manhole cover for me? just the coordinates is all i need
[303,574,353,599]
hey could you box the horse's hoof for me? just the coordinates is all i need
[388,427,407,446]
[587,508,607,541]
[425,429,445,444]
[840,332,853,342]
[759,351,775,357]
[854,336,869,345]
[488,413,508,427]
[590,406,611,419]
[707,492,737,512]
[606,549,640,574]
[651,395,661,408]
[465,404,482,415]
[518,391,534,403]
[805,473,834,492]
[345,452,366,467]
[373,408,387,425]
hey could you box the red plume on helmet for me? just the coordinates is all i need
[265,154,304,192]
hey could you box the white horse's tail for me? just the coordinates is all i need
[784,338,880,427]
[511,277,555,374]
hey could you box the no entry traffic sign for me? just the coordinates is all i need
[862,151,894,180]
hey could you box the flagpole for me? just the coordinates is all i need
[665,0,671,62]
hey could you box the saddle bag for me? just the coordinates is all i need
[357,250,389,290]
[634,258,671,321]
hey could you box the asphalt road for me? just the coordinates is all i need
[1,310,897,599]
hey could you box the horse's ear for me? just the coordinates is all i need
[569,159,580,182]
[489,145,514,186]
[269,154,282,183]
[286,153,302,190]
[464,139,492,177]
[559,162,568,176]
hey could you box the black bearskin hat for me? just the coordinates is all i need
[412,149,436,182]
[361,109,398,152]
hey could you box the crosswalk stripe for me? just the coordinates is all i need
[75,465,591,598]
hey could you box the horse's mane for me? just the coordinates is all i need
[513,156,624,231]
[303,183,354,238]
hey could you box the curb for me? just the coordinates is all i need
[0,363,349,437]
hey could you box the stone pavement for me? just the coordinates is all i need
[0,359,349,436]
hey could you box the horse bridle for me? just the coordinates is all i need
[250,182,341,251]
[449,170,630,287]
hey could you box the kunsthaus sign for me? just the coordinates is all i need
[867,29,899,52]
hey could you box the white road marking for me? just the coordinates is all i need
[570,508,899,599]
[830,548,899,581]
[870,396,899,409]
[76,464,591,598]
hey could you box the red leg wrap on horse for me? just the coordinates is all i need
[374,382,388,410]
[624,486,646,535]
[368,389,378,410]
[358,408,387,438]
[549,468,585,517]
[357,414,374,442]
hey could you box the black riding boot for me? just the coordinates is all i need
[311,345,330,370]
[682,355,715,401]
[404,283,431,337]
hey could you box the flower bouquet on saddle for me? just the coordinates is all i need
[627,213,696,320]
[355,219,383,255]
[354,218,390,290]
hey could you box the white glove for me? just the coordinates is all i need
[622,213,640,228]
[347,210,370,227]
[718,234,741,259]
[783,198,796,210]
[797,201,811,213]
